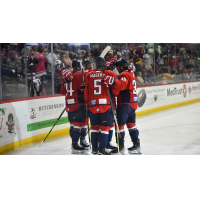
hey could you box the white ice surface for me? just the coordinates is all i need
[3,101,200,155]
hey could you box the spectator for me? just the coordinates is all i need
[182,68,190,81]
[3,45,19,60]
[141,59,147,70]
[33,44,48,96]
[147,65,153,79]
[117,52,122,59]
[135,60,142,72]
[143,50,152,67]
[166,57,178,72]
[31,44,39,54]
[9,52,19,68]
[142,70,148,84]
[136,72,144,85]
[106,50,114,61]
[47,44,60,74]
[63,51,72,69]
[156,53,165,68]
[133,46,145,59]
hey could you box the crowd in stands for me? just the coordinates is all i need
[1,43,200,100]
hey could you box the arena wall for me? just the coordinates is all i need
[0,81,200,155]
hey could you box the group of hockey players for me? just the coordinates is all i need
[58,49,141,155]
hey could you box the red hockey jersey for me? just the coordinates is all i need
[32,52,47,77]
[133,46,145,59]
[84,70,117,113]
[112,70,138,110]
[61,70,85,112]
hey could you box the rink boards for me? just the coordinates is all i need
[0,81,200,154]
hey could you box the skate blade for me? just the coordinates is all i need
[80,144,90,150]
[71,149,85,154]
[128,150,142,154]
[111,149,125,155]
[92,151,98,155]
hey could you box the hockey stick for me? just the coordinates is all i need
[82,68,91,149]
[86,127,91,135]
[39,108,65,147]
[100,46,120,155]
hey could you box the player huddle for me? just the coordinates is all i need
[58,47,141,155]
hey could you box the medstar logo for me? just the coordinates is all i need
[183,84,187,97]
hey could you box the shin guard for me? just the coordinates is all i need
[99,126,110,149]
[127,123,139,143]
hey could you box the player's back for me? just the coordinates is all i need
[117,70,138,109]
[63,70,85,112]
[85,70,116,114]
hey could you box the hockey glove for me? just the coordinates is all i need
[101,76,115,86]
[56,60,65,71]
[62,69,73,82]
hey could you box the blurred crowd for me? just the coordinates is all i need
[1,43,200,100]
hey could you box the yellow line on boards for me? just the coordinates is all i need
[0,128,70,155]
[136,98,200,117]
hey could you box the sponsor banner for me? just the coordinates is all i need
[136,81,200,112]
[27,116,69,132]
[0,96,68,148]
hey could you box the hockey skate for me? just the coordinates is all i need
[128,139,141,154]
[71,142,85,154]
[98,148,111,155]
[111,142,125,154]
[92,147,98,155]
[80,138,89,150]
[107,142,118,151]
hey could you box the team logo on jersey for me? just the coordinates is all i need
[133,97,138,102]
[183,84,187,97]
[154,95,158,101]
[91,99,96,105]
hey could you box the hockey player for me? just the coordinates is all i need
[102,58,141,154]
[83,59,94,70]
[60,59,89,154]
[84,57,117,155]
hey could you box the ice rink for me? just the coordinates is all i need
[4,101,200,155]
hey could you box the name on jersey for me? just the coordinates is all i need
[67,99,75,104]
[90,73,103,78]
